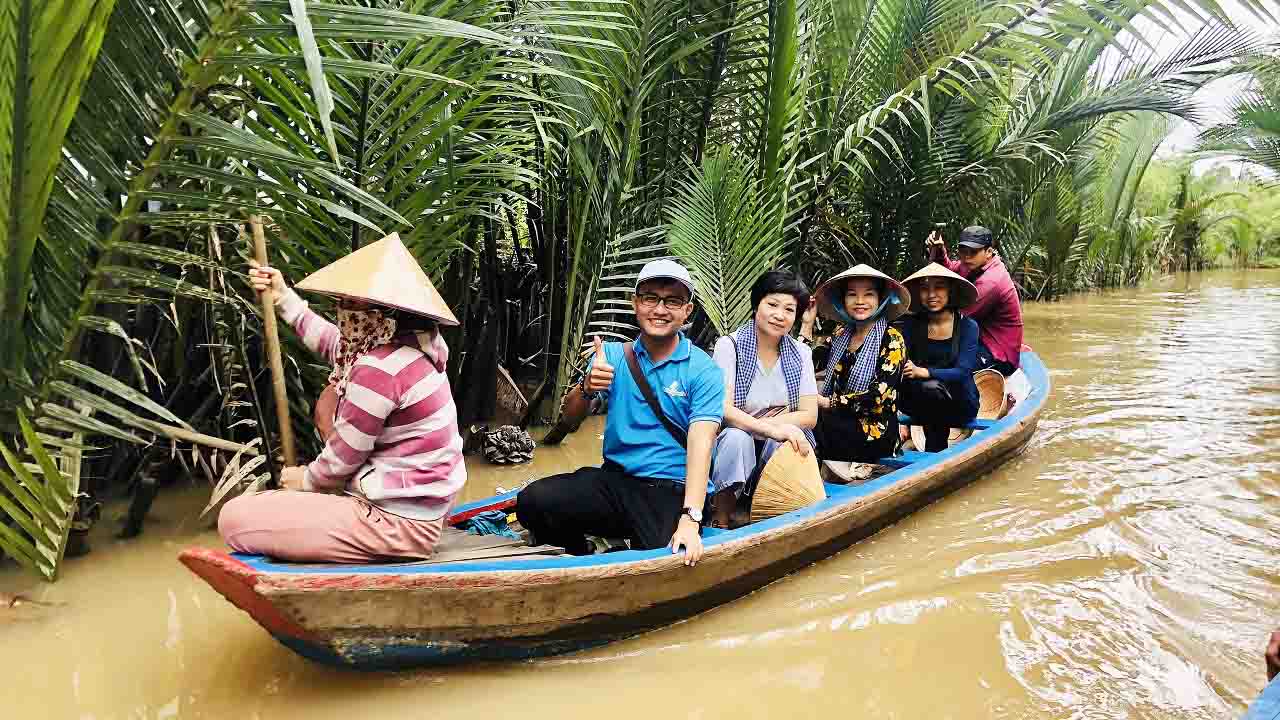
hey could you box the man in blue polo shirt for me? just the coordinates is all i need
[516,259,723,565]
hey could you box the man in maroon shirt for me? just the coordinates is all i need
[927,226,1024,375]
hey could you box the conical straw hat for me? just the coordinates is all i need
[901,263,978,310]
[973,368,1007,419]
[295,233,459,325]
[750,444,826,522]
[814,264,911,324]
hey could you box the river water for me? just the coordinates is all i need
[4,269,1278,719]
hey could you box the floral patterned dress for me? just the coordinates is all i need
[812,325,906,462]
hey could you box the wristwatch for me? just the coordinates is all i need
[681,506,703,525]
[579,378,600,401]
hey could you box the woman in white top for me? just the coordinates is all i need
[708,270,818,527]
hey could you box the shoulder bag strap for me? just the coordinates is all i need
[624,342,688,448]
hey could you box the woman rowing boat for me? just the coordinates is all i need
[218,234,466,563]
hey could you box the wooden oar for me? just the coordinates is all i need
[249,216,297,467]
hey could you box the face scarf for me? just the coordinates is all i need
[330,307,397,396]
[820,292,898,397]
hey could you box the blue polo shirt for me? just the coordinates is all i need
[589,334,724,487]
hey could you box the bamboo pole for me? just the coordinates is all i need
[249,217,297,467]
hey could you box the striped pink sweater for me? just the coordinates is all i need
[277,289,466,521]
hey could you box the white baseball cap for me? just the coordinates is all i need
[635,258,695,298]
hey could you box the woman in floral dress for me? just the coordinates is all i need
[800,264,909,463]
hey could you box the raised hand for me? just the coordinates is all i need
[801,295,818,327]
[926,230,946,261]
[248,259,287,296]
[584,335,615,394]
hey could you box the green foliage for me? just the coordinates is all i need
[1,0,1274,579]
[0,0,596,579]
[667,149,788,335]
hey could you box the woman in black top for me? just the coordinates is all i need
[895,263,980,452]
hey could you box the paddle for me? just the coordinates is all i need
[249,216,297,467]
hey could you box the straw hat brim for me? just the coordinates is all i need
[750,444,826,522]
[901,263,978,310]
[973,368,1008,419]
[814,264,911,324]
[295,233,460,326]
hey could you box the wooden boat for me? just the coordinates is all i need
[180,350,1050,670]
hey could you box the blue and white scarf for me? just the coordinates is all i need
[819,285,900,398]
[821,314,889,397]
[730,322,817,449]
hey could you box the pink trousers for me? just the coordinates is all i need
[218,490,445,563]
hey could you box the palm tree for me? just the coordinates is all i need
[0,0,600,579]
[0,0,1261,580]
[1167,170,1248,271]
[1200,53,1280,176]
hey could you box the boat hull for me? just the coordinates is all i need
[181,351,1049,669]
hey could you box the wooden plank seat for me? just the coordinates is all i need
[265,527,565,568]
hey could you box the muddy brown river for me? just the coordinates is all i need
[4,269,1278,719]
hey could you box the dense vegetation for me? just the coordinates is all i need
[0,0,1275,579]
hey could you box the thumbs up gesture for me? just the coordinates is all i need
[584,336,614,394]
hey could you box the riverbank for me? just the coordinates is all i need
[4,269,1279,719]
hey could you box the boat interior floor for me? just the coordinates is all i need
[260,454,938,568]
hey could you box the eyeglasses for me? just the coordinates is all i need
[636,293,689,310]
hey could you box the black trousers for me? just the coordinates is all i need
[899,378,977,452]
[515,465,685,555]
[977,341,1016,376]
[813,408,898,463]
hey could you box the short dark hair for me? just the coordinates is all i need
[751,270,809,314]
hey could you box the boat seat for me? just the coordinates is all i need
[877,450,932,469]
[266,528,565,568]
[897,414,994,431]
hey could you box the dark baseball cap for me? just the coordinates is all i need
[958,225,993,249]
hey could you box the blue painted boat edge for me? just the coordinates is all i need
[234,351,1049,576]
[449,489,519,518]
[1244,675,1280,720]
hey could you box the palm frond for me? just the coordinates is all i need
[666,148,788,335]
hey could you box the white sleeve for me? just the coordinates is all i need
[712,336,736,396]
[798,341,818,397]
